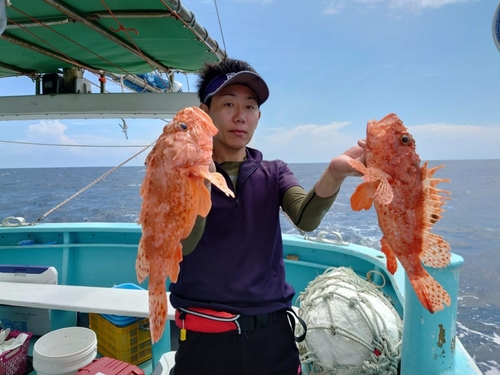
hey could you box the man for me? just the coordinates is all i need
[169,58,365,375]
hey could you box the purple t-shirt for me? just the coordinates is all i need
[169,147,300,315]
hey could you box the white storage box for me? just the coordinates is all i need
[0,265,57,335]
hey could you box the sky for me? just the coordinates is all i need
[1,0,499,168]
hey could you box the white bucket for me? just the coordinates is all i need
[33,327,97,375]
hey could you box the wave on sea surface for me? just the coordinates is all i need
[0,161,499,372]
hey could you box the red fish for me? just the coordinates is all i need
[348,113,451,313]
[136,106,234,343]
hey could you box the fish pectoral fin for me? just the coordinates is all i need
[349,161,394,209]
[349,160,375,210]
[420,231,451,268]
[373,177,394,205]
[381,237,398,274]
[197,184,212,217]
[348,159,368,175]
[350,182,376,211]
[361,167,394,205]
[203,171,235,198]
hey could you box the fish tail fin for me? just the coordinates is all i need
[145,244,180,344]
[409,271,451,313]
[148,277,168,344]
[135,241,149,283]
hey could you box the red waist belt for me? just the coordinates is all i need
[175,308,281,334]
[175,308,240,334]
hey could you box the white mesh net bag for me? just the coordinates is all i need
[296,267,402,375]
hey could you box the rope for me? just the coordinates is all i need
[100,0,161,75]
[366,269,387,289]
[0,140,149,147]
[296,267,402,375]
[30,141,154,225]
[184,72,191,92]
[213,0,227,53]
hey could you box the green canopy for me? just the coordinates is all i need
[0,0,226,78]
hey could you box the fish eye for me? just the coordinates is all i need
[179,122,188,131]
[400,134,411,144]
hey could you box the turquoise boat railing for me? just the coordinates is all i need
[0,223,483,374]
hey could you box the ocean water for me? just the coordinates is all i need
[0,160,499,374]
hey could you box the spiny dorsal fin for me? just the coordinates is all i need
[420,161,452,268]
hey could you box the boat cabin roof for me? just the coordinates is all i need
[0,0,226,78]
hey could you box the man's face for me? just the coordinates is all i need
[203,83,261,155]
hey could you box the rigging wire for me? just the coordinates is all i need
[0,139,149,147]
[213,0,227,53]
[99,0,171,81]
[30,141,155,225]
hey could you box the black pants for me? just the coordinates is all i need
[170,310,302,375]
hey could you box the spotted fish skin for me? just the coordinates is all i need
[136,106,234,343]
[349,113,451,313]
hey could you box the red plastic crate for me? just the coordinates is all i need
[0,330,33,375]
[77,357,144,374]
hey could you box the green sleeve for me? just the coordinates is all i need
[282,185,338,232]
[180,215,206,255]
[179,162,238,256]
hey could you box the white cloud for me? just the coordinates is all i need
[323,1,345,15]
[263,121,351,142]
[251,120,500,164]
[355,0,385,4]
[230,0,274,3]
[323,0,472,14]
[25,121,78,145]
[252,121,360,163]
[408,122,500,139]
[408,122,500,160]
[388,0,472,11]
